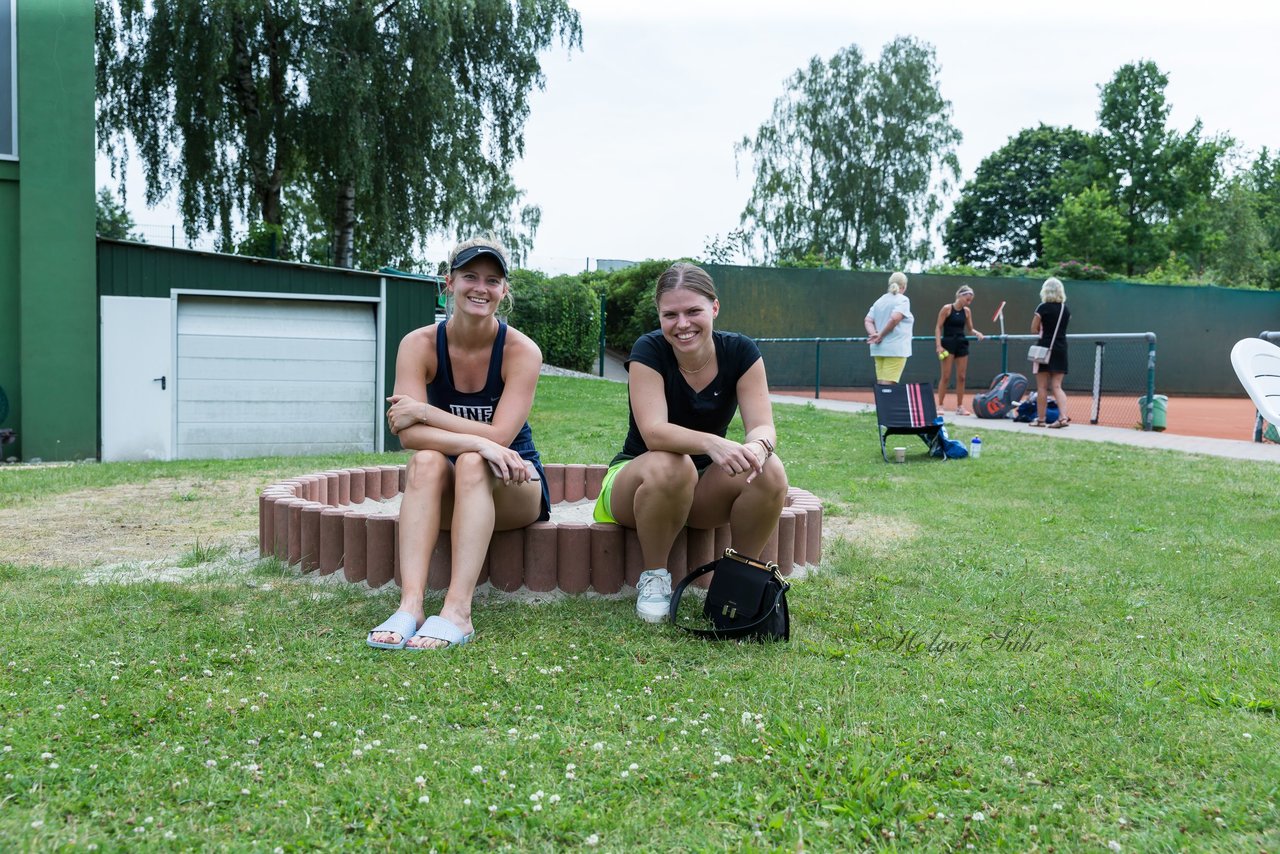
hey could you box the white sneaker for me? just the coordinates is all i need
[635,569,672,623]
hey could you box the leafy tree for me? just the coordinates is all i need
[1040,185,1127,270]
[1094,60,1225,275]
[1207,178,1268,287]
[95,1,581,269]
[1247,148,1280,288]
[95,187,140,240]
[943,124,1091,266]
[737,37,961,269]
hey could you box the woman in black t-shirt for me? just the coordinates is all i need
[1030,277,1071,428]
[592,262,789,623]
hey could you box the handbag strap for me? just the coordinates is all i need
[1040,302,1064,349]
[668,560,790,640]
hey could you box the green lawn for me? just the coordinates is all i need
[1,374,1277,851]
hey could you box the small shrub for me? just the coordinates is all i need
[1051,259,1110,280]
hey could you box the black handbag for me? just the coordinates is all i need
[669,548,790,641]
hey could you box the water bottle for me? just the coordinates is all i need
[970,436,982,459]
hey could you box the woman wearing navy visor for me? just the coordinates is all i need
[367,236,549,650]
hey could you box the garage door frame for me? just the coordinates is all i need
[171,286,386,456]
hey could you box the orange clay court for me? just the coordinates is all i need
[774,388,1265,443]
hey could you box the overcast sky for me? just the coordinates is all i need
[100,0,1280,275]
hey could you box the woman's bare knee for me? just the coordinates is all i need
[406,450,449,489]
[452,452,492,491]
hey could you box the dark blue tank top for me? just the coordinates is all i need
[428,321,550,520]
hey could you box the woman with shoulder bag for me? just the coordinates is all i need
[1029,277,1071,428]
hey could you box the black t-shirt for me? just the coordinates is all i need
[612,329,762,471]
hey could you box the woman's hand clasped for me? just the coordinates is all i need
[478,442,535,486]
[386,393,428,434]
[707,437,766,483]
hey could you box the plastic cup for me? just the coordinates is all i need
[893,447,906,463]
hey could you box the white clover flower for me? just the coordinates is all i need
[549,794,561,804]
[205,760,217,768]
[592,742,604,751]
[971,811,985,822]
[585,834,600,846]
[1108,842,1122,852]
[418,795,430,804]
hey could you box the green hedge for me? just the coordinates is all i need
[600,259,673,352]
[509,270,601,373]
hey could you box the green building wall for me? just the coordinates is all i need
[0,1,96,460]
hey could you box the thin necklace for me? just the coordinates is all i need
[678,349,715,374]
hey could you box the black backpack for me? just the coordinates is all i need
[974,372,1028,419]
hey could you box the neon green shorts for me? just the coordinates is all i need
[874,356,907,383]
[592,460,629,524]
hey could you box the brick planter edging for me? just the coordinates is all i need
[258,464,823,594]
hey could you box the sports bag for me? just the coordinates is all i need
[974,372,1028,419]
[669,549,790,641]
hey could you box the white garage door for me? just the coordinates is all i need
[176,296,377,459]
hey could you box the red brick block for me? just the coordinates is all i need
[775,509,795,577]
[259,494,272,557]
[337,470,350,506]
[273,498,299,560]
[288,501,305,565]
[349,468,367,504]
[489,528,526,592]
[320,508,346,575]
[324,472,340,506]
[522,522,558,592]
[544,464,565,505]
[805,503,822,565]
[427,531,452,591]
[563,464,586,503]
[557,523,591,593]
[585,465,606,501]
[791,509,807,568]
[366,515,396,588]
[380,466,400,501]
[363,466,384,500]
[300,502,324,572]
[624,527,644,587]
[343,514,368,583]
[398,465,408,493]
[589,523,624,593]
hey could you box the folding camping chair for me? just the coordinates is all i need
[874,382,943,462]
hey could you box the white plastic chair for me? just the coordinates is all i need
[1230,337,1280,442]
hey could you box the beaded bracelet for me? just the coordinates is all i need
[750,437,775,460]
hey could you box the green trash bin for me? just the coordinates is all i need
[1138,394,1168,431]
